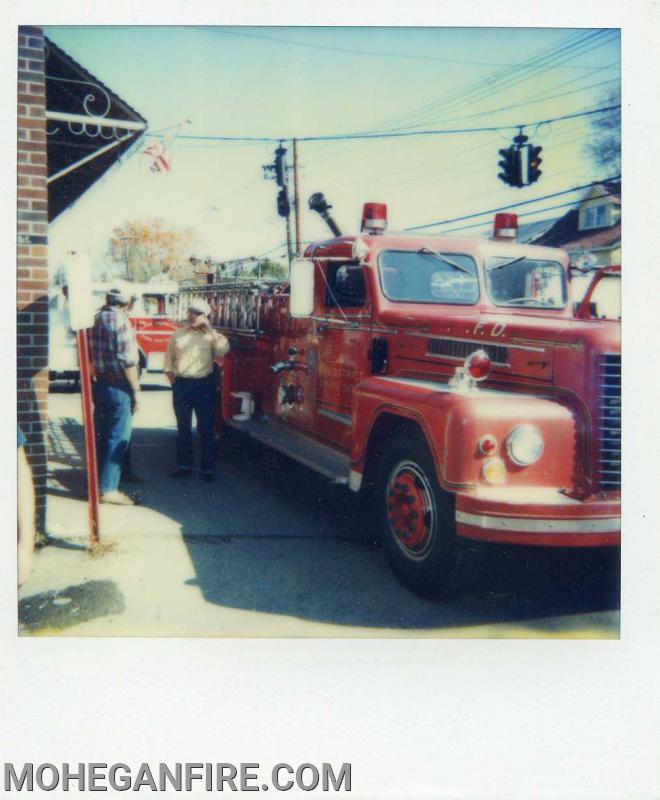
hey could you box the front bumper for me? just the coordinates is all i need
[455,488,620,547]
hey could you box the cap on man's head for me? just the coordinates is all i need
[106,287,132,306]
[188,299,212,317]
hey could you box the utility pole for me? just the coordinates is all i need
[293,138,301,255]
[264,142,293,270]
[284,203,293,269]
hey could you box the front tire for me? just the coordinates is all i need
[374,430,462,599]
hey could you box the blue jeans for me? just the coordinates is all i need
[172,376,216,474]
[93,379,133,494]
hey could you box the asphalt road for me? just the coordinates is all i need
[37,373,620,637]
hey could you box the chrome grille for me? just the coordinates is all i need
[595,353,621,491]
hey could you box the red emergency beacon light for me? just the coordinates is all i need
[361,202,388,234]
[493,212,518,240]
[465,349,492,381]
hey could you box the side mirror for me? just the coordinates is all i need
[290,258,315,318]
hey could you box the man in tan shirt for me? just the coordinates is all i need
[164,300,229,482]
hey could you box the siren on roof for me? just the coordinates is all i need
[493,212,518,240]
[361,202,388,235]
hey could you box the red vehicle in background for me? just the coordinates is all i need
[178,200,620,597]
[49,280,179,382]
[123,281,179,374]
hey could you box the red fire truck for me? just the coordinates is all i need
[178,200,620,597]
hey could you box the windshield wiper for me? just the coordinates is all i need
[417,247,472,275]
[487,256,526,271]
[500,296,547,307]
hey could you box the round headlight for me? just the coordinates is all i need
[506,424,544,466]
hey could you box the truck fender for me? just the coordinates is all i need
[353,402,447,495]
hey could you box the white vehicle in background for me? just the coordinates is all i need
[48,279,179,383]
[49,286,80,382]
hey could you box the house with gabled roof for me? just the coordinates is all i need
[531,181,621,268]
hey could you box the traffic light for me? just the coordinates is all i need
[528,144,543,184]
[277,187,290,218]
[498,146,520,187]
[274,145,287,187]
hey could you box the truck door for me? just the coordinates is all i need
[312,261,372,451]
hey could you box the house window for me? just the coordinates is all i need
[582,204,608,230]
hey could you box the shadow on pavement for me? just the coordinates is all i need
[147,426,620,632]
[182,527,620,632]
[19,580,125,633]
[46,414,620,633]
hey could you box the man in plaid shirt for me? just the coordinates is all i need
[90,287,141,505]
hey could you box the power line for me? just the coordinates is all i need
[256,241,288,258]
[154,104,619,145]
[383,115,592,183]
[376,29,616,134]
[194,26,606,70]
[404,177,620,231]
[399,72,620,132]
[440,193,616,234]
[371,29,599,132]
[304,31,618,170]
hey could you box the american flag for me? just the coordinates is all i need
[142,140,171,173]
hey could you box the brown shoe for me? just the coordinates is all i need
[100,490,134,506]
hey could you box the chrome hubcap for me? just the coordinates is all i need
[386,460,436,560]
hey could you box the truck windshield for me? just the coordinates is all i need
[485,256,566,308]
[379,249,479,305]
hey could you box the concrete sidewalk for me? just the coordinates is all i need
[18,378,620,638]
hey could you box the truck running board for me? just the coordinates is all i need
[226,416,350,484]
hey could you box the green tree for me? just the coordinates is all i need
[251,257,287,279]
[107,219,199,283]
[584,87,621,175]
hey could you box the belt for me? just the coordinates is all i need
[174,373,215,383]
[94,372,128,384]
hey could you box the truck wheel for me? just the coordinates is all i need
[374,431,462,599]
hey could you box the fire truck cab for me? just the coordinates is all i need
[181,204,620,597]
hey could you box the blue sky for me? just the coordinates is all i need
[44,26,620,273]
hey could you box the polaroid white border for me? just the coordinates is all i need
[3,3,659,799]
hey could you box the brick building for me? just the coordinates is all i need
[18,26,49,527]
[17,26,146,530]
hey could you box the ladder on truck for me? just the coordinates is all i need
[176,281,282,335]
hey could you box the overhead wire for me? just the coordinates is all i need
[391,114,605,189]
[314,110,597,194]
[230,31,619,177]
[302,60,619,174]
[368,29,596,133]
[148,31,618,150]
[194,26,598,70]
[440,192,616,235]
[296,112,613,207]
[155,104,619,145]
[404,176,620,231]
[384,30,613,133]
[373,29,614,134]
